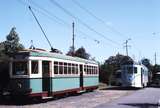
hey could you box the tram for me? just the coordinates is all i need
[121,64,148,88]
[6,49,99,98]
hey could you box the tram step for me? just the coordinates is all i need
[77,90,85,93]
[42,96,53,99]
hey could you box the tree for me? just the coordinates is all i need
[74,47,90,59]
[4,27,24,56]
[0,42,5,57]
[66,46,75,56]
[153,65,160,73]
[99,53,133,85]
[99,63,108,83]
[67,46,90,59]
[99,63,116,85]
[151,64,160,82]
[105,53,133,69]
[0,27,25,91]
[141,58,151,68]
[141,58,153,74]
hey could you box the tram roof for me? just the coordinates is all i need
[16,49,98,65]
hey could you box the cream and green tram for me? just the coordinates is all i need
[7,49,99,98]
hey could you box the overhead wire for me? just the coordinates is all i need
[71,0,129,39]
[71,0,146,59]
[29,0,102,45]
[18,0,109,44]
[49,0,121,46]
[78,31,100,44]
[17,0,119,48]
[17,0,107,46]
[28,0,70,26]
[16,0,61,26]
[26,0,143,60]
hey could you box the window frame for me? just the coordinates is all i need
[12,60,29,77]
[54,61,59,74]
[84,65,98,75]
[53,61,79,76]
[134,67,137,74]
[59,62,64,74]
[31,60,39,74]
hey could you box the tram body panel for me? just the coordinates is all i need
[52,76,80,92]
[83,76,99,88]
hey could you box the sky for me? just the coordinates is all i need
[0,0,160,64]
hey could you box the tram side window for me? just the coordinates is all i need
[145,70,148,75]
[141,68,144,74]
[80,65,98,75]
[59,62,63,74]
[95,67,97,74]
[97,67,99,74]
[93,66,96,74]
[90,66,92,74]
[53,61,79,75]
[93,66,97,75]
[87,66,89,74]
[92,66,94,74]
[96,67,98,74]
[146,70,148,75]
[84,65,87,74]
[93,66,95,74]
[72,64,75,74]
[134,67,137,74]
[89,66,92,74]
[64,63,67,74]
[54,61,58,74]
[68,63,71,74]
[85,65,90,75]
[31,61,38,74]
[76,64,78,74]
[13,61,28,75]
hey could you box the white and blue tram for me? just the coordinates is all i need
[121,64,148,88]
[7,49,99,98]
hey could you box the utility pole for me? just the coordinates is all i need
[72,22,75,56]
[124,39,131,56]
[155,52,157,65]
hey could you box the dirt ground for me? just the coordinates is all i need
[0,86,138,108]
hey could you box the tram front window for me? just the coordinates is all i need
[13,61,28,75]
[127,67,133,74]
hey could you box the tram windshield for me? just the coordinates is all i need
[126,66,137,74]
[13,61,28,75]
[127,67,133,74]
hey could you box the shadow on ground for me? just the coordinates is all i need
[0,96,54,105]
[0,93,82,106]
[100,86,141,91]
[119,103,158,108]
[148,85,160,88]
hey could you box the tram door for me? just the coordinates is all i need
[42,61,52,95]
[141,68,143,86]
[80,64,83,90]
